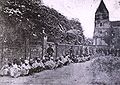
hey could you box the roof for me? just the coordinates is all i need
[95,0,109,14]
[111,21,120,27]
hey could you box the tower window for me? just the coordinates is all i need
[100,31,102,34]
[100,23,102,26]
[105,31,108,35]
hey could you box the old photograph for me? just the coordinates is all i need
[0,0,120,85]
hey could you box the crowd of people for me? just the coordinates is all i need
[0,54,76,78]
[0,45,91,78]
[1,44,119,78]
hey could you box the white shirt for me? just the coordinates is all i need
[21,63,31,70]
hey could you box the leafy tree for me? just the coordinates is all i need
[0,0,85,59]
[63,19,84,45]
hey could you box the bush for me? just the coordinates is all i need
[90,56,120,85]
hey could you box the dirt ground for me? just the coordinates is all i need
[0,57,119,85]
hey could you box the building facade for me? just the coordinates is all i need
[93,0,120,47]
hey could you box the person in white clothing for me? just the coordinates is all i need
[44,58,55,70]
[0,63,11,76]
[36,59,45,72]
[20,61,30,76]
[9,62,21,78]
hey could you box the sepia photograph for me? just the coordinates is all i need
[0,0,120,85]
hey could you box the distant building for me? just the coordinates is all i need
[93,0,120,47]
[111,21,120,48]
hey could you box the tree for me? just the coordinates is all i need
[84,38,93,45]
[1,0,43,58]
[1,0,85,59]
[63,19,84,45]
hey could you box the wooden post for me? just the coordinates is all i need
[1,41,3,67]
[24,38,27,59]
[29,32,31,60]
[55,43,58,59]
[41,28,44,59]
[24,29,27,59]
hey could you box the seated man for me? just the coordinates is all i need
[32,59,40,73]
[57,55,68,67]
[36,59,45,72]
[20,61,31,76]
[9,62,21,78]
[62,55,69,65]
[0,63,11,76]
[44,58,55,70]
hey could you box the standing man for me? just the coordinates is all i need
[47,44,54,57]
[69,46,74,58]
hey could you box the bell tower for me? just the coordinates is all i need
[93,0,110,46]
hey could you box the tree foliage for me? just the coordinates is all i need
[1,0,85,48]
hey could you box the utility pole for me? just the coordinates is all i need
[0,26,4,67]
[29,32,31,60]
[24,29,27,59]
[1,39,3,67]
[55,42,58,59]
[41,27,45,59]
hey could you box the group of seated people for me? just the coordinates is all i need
[0,53,91,78]
[0,54,72,78]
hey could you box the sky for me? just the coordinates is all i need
[43,0,120,38]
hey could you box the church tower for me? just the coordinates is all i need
[93,0,110,46]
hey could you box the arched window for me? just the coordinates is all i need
[100,23,102,26]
